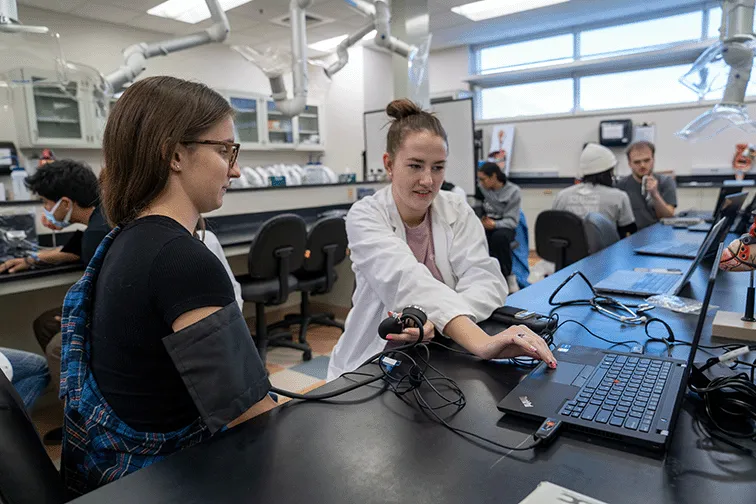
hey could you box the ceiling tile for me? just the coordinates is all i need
[87,0,160,9]
[18,0,86,12]
[123,13,197,34]
[70,3,142,24]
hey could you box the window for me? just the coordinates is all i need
[473,6,756,120]
[580,12,703,59]
[580,65,700,111]
[480,79,574,119]
[479,34,573,74]
[708,7,722,39]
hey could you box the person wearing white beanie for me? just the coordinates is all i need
[552,143,637,236]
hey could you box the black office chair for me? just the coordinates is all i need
[0,372,65,504]
[237,214,307,364]
[535,210,590,272]
[269,217,348,349]
[583,212,621,254]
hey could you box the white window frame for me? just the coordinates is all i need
[471,2,732,121]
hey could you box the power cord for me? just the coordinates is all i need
[274,307,559,452]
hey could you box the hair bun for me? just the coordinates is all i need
[386,98,423,121]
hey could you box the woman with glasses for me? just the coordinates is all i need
[59,76,274,497]
[552,143,637,237]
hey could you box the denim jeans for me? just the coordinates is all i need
[0,348,50,410]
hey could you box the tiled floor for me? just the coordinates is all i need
[32,254,546,462]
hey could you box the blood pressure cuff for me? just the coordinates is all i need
[162,303,271,434]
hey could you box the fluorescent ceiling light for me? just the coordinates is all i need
[451,0,569,22]
[309,34,348,52]
[148,0,252,24]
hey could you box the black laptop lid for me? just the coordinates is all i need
[672,217,727,295]
[685,243,723,370]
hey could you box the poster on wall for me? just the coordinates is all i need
[489,124,516,175]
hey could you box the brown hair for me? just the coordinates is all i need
[626,140,656,160]
[385,98,448,158]
[100,76,233,226]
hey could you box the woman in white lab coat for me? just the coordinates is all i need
[326,99,556,380]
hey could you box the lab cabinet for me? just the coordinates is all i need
[226,94,264,149]
[11,68,102,148]
[264,99,295,148]
[295,103,325,152]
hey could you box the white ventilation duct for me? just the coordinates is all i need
[678,0,756,141]
[325,0,416,78]
[105,0,230,92]
[0,0,48,33]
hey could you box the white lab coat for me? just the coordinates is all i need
[203,230,244,313]
[327,186,508,380]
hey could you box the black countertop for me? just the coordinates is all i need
[69,223,756,504]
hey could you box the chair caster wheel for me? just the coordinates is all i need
[303,351,312,361]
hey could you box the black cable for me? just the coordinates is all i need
[553,319,641,349]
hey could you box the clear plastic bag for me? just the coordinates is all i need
[646,294,718,315]
[407,34,431,108]
[231,45,291,78]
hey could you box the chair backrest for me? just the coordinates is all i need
[535,210,590,271]
[0,372,65,504]
[247,214,307,302]
[583,212,621,254]
[303,217,347,269]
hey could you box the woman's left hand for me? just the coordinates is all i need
[479,325,557,368]
[481,217,496,230]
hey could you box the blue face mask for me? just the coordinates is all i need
[43,199,73,229]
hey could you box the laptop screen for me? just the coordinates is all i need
[685,242,724,369]
[672,217,727,296]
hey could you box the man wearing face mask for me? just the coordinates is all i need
[0,159,108,275]
[0,159,109,443]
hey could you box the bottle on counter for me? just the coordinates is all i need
[10,166,30,200]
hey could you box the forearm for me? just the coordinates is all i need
[442,315,492,358]
[227,394,278,428]
[37,248,79,264]
[652,194,675,218]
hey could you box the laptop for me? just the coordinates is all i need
[634,192,746,259]
[592,217,726,297]
[497,243,723,451]
[687,191,748,233]
[677,180,754,223]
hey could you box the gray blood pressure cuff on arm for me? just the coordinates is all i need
[162,303,271,434]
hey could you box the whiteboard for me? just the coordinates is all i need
[363,98,476,195]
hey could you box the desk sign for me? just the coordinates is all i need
[519,481,609,504]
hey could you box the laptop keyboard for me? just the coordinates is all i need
[630,273,678,293]
[558,355,672,433]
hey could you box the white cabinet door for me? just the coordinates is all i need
[227,94,264,150]
[521,188,558,249]
[264,100,295,148]
[295,103,325,152]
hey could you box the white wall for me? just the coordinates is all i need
[480,102,756,178]
[429,46,471,95]
[363,47,394,113]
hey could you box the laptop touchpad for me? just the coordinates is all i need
[529,362,585,385]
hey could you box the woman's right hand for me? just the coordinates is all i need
[385,312,435,344]
[479,325,557,368]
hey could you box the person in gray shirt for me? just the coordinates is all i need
[615,141,676,229]
[476,162,521,281]
[553,143,637,237]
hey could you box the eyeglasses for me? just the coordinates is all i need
[182,140,240,168]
